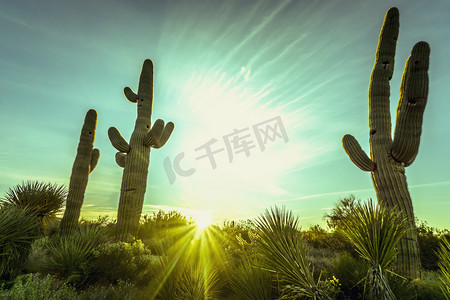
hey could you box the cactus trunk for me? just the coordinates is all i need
[342,7,430,278]
[60,109,99,235]
[109,59,174,241]
[115,128,151,240]
[370,143,421,278]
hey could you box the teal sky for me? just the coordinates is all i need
[1,0,449,229]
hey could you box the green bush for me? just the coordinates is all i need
[330,251,366,299]
[417,221,450,270]
[44,225,106,286]
[137,210,194,254]
[387,270,446,300]
[0,273,78,300]
[0,207,40,280]
[82,240,154,286]
[79,280,143,300]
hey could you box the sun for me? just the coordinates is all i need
[193,210,214,231]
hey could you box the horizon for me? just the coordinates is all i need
[1,0,449,229]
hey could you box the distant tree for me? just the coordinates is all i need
[324,195,361,230]
[416,220,450,270]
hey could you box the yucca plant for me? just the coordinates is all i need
[1,181,67,228]
[176,262,222,300]
[254,206,332,299]
[0,207,40,280]
[44,225,106,285]
[437,236,450,299]
[338,200,409,300]
[229,258,272,300]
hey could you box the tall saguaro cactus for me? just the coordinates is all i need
[60,109,100,235]
[342,7,430,278]
[109,59,174,241]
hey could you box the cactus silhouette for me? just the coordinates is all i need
[109,59,174,241]
[342,7,429,278]
[60,109,100,235]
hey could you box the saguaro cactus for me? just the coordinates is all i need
[109,59,174,241]
[60,109,100,235]
[342,7,430,278]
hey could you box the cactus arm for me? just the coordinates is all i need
[89,148,100,174]
[342,134,376,172]
[391,42,430,166]
[137,59,154,102]
[115,152,126,168]
[369,7,399,137]
[124,87,138,103]
[108,127,131,153]
[155,122,175,149]
[144,120,175,148]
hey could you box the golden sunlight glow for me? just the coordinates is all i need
[168,69,327,221]
[193,210,214,231]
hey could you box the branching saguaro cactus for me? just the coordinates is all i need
[342,7,430,279]
[109,59,174,241]
[60,109,100,235]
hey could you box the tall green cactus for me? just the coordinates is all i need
[342,7,430,278]
[109,59,174,241]
[60,109,100,235]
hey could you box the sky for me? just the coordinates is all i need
[1,0,449,229]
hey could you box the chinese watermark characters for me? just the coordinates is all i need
[164,116,288,184]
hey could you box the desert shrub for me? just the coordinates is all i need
[137,210,194,254]
[219,220,262,267]
[386,270,445,300]
[24,237,52,274]
[330,251,366,299]
[416,220,450,271]
[303,224,332,249]
[82,240,154,286]
[44,225,106,286]
[79,216,116,239]
[414,271,447,300]
[79,280,143,300]
[0,207,40,281]
[0,273,77,300]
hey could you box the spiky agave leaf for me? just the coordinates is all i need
[0,206,40,279]
[338,200,409,300]
[1,181,67,224]
[44,225,105,278]
[229,258,272,300]
[437,236,450,299]
[176,262,222,300]
[254,206,332,300]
